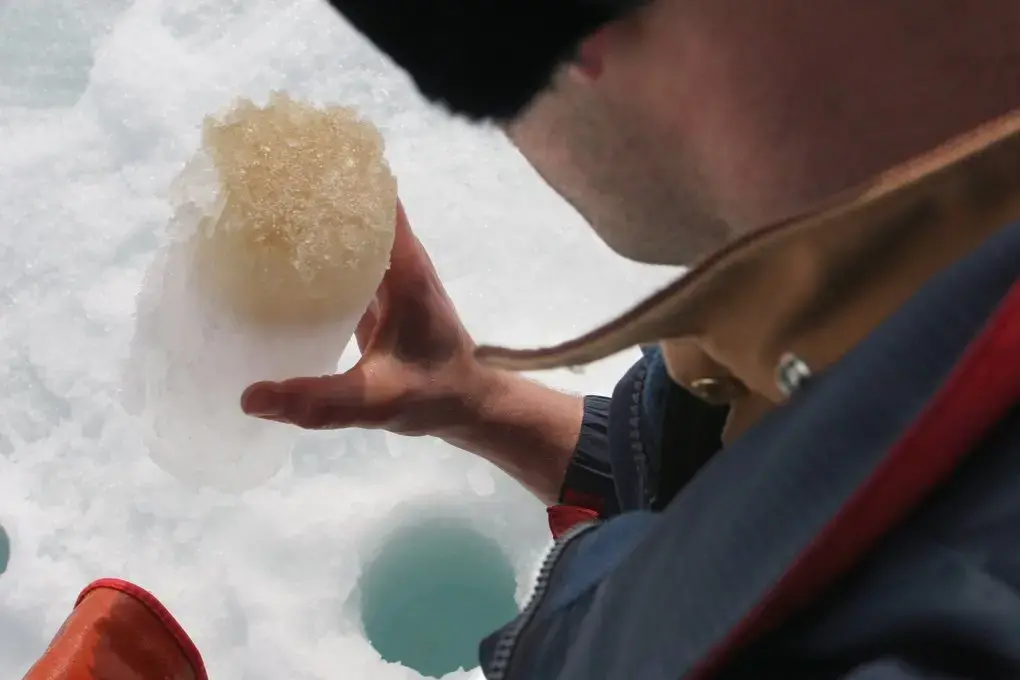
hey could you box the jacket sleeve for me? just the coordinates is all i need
[546,394,619,538]
[546,347,730,538]
[550,348,662,528]
[544,347,657,537]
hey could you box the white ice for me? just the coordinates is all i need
[123,219,363,493]
[0,0,679,678]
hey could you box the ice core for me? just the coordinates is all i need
[124,93,397,491]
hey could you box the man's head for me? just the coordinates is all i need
[328,0,1020,265]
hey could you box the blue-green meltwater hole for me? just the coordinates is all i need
[358,517,519,677]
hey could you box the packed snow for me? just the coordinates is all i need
[0,0,678,677]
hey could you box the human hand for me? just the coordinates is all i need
[241,201,494,436]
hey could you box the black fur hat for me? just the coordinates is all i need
[325,0,646,121]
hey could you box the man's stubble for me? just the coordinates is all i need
[508,77,733,267]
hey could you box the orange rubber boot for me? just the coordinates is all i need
[23,578,207,680]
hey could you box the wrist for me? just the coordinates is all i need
[434,364,583,504]
[436,364,515,444]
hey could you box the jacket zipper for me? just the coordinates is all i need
[485,521,601,680]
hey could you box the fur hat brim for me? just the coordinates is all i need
[325,0,644,121]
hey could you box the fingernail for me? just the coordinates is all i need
[243,388,284,417]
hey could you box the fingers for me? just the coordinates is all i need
[354,299,380,351]
[392,199,416,260]
[370,199,449,341]
[388,199,440,285]
[353,200,421,353]
[241,370,381,430]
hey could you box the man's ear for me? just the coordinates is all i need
[565,4,653,88]
[566,28,612,83]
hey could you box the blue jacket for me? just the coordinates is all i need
[478,220,1020,680]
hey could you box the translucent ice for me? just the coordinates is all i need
[124,93,397,491]
[0,522,8,576]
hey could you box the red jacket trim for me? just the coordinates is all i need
[548,505,601,539]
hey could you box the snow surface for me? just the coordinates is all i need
[0,0,678,677]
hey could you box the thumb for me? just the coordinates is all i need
[241,366,385,430]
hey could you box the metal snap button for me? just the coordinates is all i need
[775,353,812,397]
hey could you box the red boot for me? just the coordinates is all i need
[23,578,207,680]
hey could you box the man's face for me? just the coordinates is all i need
[501,0,900,267]
[502,0,740,266]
